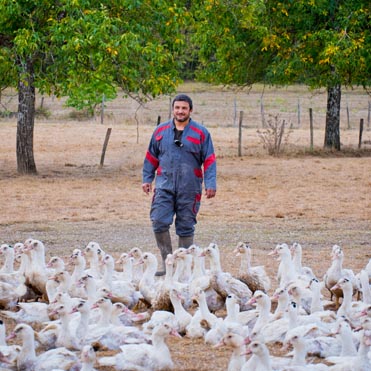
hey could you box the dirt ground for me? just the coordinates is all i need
[0,84,370,370]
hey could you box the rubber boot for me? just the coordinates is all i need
[178,235,194,249]
[154,231,172,276]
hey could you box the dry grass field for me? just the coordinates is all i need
[0,82,370,370]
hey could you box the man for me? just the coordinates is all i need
[142,94,217,276]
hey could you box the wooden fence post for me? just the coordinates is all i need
[309,108,314,151]
[238,111,244,157]
[100,128,112,167]
[359,118,364,149]
[346,99,350,129]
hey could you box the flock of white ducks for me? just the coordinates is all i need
[0,240,369,370]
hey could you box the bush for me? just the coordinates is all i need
[257,114,292,156]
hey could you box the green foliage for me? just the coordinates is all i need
[190,0,270,86]
[0,0,191,111]
[190,0,371,91]
[261,0,371,89]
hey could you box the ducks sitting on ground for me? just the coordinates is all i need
[98,322,181,370]
[6,323,79,371]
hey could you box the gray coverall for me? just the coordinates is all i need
[142,118,217,237]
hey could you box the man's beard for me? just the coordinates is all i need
[175,114,190,123]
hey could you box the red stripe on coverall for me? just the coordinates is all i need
[190,126,205,143]
[145,151,159,168]
[186,136,201,145]
[203,153,216,172]
[154,124,171,137]
[194,168,203,178]
[192,193,202,214]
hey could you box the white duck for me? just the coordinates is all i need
[283,325,331,370]
[48,303,82,350]
[270,287,290,320]
[0,300,51,324]
[0,320,20,367]
[100,253,142,308]
[268,243,297,288]
[205,293,250,346]
[204,243,252,310]
[323,245,359,308]
[241,340,274,371]
[88,297,150,349]
[76,274,102,306]
[138,252,162,306]
[98,322,181,371]
[290,242,318,281]
[69,248,86,282]
[0,244,15,274]
[128,247,144,287]
[22,239,54,300]
[172,247,193,284]
[186,287,219,339]
[6,323,79,371]
[187,244,224,312]
[169,288,192,335]
[44,256,67,302]
[359,269,371,304]
[233,242,271,293]
[48,270,74,298]
[83,241,104,279]
[153,253,191,312]
[331,277,365,322]
[214,332,246,371]
[192,287,219,329]
[297,318,347,359]
[79,344,98,371]
[142,309,178,335]
[0,273,27,309]
[248,290,273,334]
[326,322,371,371]
[115,252,135,283]
[286,281,313,314]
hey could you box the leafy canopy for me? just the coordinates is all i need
[190,0,371,90]
[0,0,190,112]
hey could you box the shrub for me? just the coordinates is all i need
[257,114,292,156]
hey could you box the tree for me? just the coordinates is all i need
[263,0,371,150]
[191,0,371,150]
[191,0,272,86]
[0,0,189,174]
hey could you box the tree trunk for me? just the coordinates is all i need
[16,58,37,174]
[324,84,341,150]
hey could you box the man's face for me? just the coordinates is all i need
[173,101,192,123]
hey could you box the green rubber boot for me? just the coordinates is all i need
[178,235,194,249]
[154,231,172,276]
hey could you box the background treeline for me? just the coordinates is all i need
[1,0,370,173]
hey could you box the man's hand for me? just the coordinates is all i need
[205,189,216,199]
[142,183,152,195]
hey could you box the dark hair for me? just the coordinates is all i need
[172,94,193,110]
